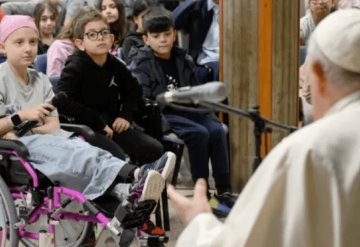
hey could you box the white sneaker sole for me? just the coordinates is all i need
[139,170,165,202]
[161,152,176,180]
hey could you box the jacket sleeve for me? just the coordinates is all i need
[46,41,71,77]
[185,54,201,87]
[128,59,156,100]
[116,63,142,123]
[122,38,135,63]
[172,0,197,30]
[55,61,107,131]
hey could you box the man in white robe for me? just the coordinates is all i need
[167,9,360,247]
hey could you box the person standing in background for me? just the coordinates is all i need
[172,0,220,82]
[300,0,335,45]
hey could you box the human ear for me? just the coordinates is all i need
[311,60,327,94]
[74,39,85,51]
[143,34,149,45]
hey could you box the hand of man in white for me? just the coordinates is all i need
[167,178,212,225]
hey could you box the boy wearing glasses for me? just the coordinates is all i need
[56,8,164,166]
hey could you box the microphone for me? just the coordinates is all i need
[51,91,68,108]
[156,81,227,104]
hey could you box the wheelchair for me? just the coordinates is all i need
[0,123,164,247]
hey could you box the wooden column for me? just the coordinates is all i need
[223,1,259,191]
[222,0,299,192]
[271,1,299,144]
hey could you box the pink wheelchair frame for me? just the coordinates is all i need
[0,136,158,247]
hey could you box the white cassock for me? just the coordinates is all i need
[177,91,360,247]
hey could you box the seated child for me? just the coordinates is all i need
[129,7,236,215]
[0,14,175,214]
[46,21,75,77]
[55,7,164,165]
[33,2,58,54]
[47,7,101,78]
[96,0,128,56]
[122,0,157,63]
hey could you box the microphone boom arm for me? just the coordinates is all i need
[200,101,297,132]
[199,101,298,172]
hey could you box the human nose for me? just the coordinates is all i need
[24,43,33,53]
[159,34,166,42]
[96,32,107,41]
[46,19,53,25]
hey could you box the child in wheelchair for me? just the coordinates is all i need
[0,14,175,246]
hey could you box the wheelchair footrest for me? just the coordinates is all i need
[115,200,157,229]
[139,235,169,247]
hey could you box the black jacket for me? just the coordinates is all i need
[129,46,198,100]
[56,50,142,131]
[122,31,144,64]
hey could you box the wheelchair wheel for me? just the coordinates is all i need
[0,176,19,247]
[21,200,93,247]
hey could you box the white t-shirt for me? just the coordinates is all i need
[197,0,219,65]
[300,13,315,45]
[0,62,55,114]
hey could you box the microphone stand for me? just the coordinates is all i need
[199,102,298,172]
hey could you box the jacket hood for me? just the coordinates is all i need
[65,49,114,68]
[132,45,188,65]
[125,31,143,39]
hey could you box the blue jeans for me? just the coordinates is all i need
[204,61,219,81]
[165,113,231,193]
[196,61,219,83]
[19,134,128,200]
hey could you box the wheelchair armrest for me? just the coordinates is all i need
[60,123,96,142]
[0,139,29,157]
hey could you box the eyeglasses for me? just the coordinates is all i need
[84,29,112,41]
[310,0,330,3]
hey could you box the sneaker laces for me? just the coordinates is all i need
[139,154,167,179]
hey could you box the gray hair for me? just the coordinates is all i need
[308,38,360,87]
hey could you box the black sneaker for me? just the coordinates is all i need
[214,192,238,209]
